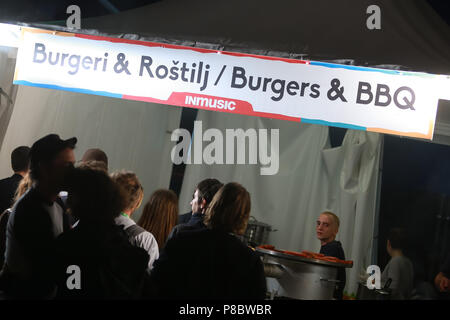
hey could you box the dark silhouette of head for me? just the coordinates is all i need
[204,182,251,235]
[66,167,125,223]
[29,134,77,191]
[81,148,108,171]
[11,146,30,173]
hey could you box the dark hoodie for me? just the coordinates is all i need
[52,221,149,299]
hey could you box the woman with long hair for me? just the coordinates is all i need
[138,189,178,250]
[148,183,266,300]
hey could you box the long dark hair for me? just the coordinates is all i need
[138,189,178,249]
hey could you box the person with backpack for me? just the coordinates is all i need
[0,174,33,269]
[0,146,30,214]
[52,167,149,299]
[111,170,159,271]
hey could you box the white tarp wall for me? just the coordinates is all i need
[0,46,18,150]
[178,109,382,296]
[0,85,182,220]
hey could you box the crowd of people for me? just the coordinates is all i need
[0,134,266,299]
[0,133,449,300]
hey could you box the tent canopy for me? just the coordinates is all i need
[79,0,450,74]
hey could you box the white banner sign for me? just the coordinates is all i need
[14,28,450,139]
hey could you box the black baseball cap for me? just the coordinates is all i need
[30,134,77,170]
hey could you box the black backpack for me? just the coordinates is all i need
[124,224,146,246]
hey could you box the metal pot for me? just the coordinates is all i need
[243,217,276,247]
[257,247,353,300]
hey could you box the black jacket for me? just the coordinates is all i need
[177,211,192,225]
[149,228,267,300]
[320,240,346,300]
[168,212,206,240]
[1,187,71,298]
[0,173,22,214]
[53,221,149,299]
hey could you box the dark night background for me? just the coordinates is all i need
[0,0,449,289]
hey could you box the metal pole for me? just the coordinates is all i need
[372,134,384,266]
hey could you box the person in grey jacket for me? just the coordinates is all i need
[111,170,159,271]
[381,228,414,299]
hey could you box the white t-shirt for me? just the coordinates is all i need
[42,202,64,237]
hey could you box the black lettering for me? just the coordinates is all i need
[169,66,179,80]
[394,86,415,110]
[48,52,59,65]
[287,81,299,95]
[93,57,102,71]
[356,82,373,104]
[262,78,272,92]
[190,63,196,82]
[196,62,203,84]
[81,56,92,70]
[231,66,247,88]
[310,84,320,98]
[156,65,168,79]
[61,53,69,66]
[271,79,285,101]
[139,56,154,77]
[33,43,47,63]
[180,63,189,82]
[200,66,209,91]
[102,53,108,72]
[248,76,262,91]
[300,82,310,96]
[374,84,391,107]
[68,55,80,75]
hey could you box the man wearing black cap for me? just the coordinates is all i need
[0,134,76,299]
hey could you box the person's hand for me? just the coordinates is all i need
[435,272,450,292]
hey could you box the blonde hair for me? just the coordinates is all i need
[110,170,144,212]
[320,211,340,230]
[138,189,178,249]
[77,160,108,173]
[204,182,251,235]
[13,174,32,203]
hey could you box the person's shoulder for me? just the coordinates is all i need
[173,222,199,235]
[136,229,158,248]
[177,212,192,225]
[167,227,209,247]
[332,240,345,252]
[0,176,10,186]
[323,240,343,250]
[10,189,36,217]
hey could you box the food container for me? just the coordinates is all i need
[243,217,276,247]
[257,247,353,300]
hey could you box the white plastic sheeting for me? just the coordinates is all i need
[178,109,382,296]
[0,46,18,150]
[0,85,182,220]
